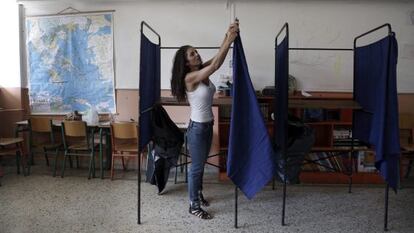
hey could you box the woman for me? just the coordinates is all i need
[170,20,239,219]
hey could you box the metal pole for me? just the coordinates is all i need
[138,147,141,224]
[235,187,238,228]
[383,32,393,233]
[289,47,352,51]
[282,164,287,226]
[384,184,389,231]
[161,46,222,49]
[275,22,289,227]
[138,20,161,225]
[348,151,353,194]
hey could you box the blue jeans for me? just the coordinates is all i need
[187,120,213,204]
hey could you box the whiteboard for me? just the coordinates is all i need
[160,48,233,90]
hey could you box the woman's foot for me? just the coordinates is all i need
[189,203,212,219]
[199,191,210,207]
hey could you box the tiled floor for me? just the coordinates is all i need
[0,164,413,233]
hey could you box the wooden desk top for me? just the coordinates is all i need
[160,96,361,109]
[15,120,111,128]
[288,99,361,109]
[0,108,24,112]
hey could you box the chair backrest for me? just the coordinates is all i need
[29,117,56,145]
[111,122,138,140]
[399,113,414,129]
[61,121,89,149]
[110,122,138,152]
[29,117,53,132]
[399,113,414,147]
[62,121,87,137]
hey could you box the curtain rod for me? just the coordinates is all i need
[289,48,353,51]
[161,46,231,49]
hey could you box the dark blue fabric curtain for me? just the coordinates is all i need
[354,35,400,191]
[139,34,160,151]
[275,37,289,152]
[227,34,277,199]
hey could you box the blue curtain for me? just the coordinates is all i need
[275,37,289,152]
[139,34,160,151]
[227,34,277,199]
[354,35,400,191]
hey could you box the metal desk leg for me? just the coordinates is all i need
[99,128,104,179]
[106,132,112,170]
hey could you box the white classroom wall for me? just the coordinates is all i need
[0,1,21,88]
[19,0,414,92]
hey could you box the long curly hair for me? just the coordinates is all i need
[170,45,202,101]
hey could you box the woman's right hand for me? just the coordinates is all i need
[226,19,239,43]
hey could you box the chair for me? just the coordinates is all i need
[110,122,139,180]
[399,113,414,178]
[0,137,27,185]
[61,121,97,179]
[28,117,61,176]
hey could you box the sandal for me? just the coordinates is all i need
[199,191,210,207]
[189,204,212,220]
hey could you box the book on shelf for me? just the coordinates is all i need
[333,139,364,147]
[259,103,269,121]
[333,128,352,139]
[357,151,377,172]
[332,128,366,148]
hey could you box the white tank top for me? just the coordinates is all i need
[186,81,216,123]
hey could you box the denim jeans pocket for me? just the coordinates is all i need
[187,121,212,143]
[194,122,209,130]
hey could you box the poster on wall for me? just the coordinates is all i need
[26,12,115,114]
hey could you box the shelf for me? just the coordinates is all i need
[216,92,374,184]
[311,146,369,152]
[306,121,352,126]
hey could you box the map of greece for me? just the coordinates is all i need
[26,13,115,113]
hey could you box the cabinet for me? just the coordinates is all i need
[217,92,383,184]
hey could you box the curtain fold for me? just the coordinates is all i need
[354,34,400,191]
[139,34,161,151]
[275,37,289,153]
[227,34,277,199]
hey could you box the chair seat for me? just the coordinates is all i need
[32,142,61,150]
[44,143,62,150]
[114,143,138,153]
[68,142,98,151]
[402,144,414,152]
[0,138,23,155]
[0,137,24,146]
